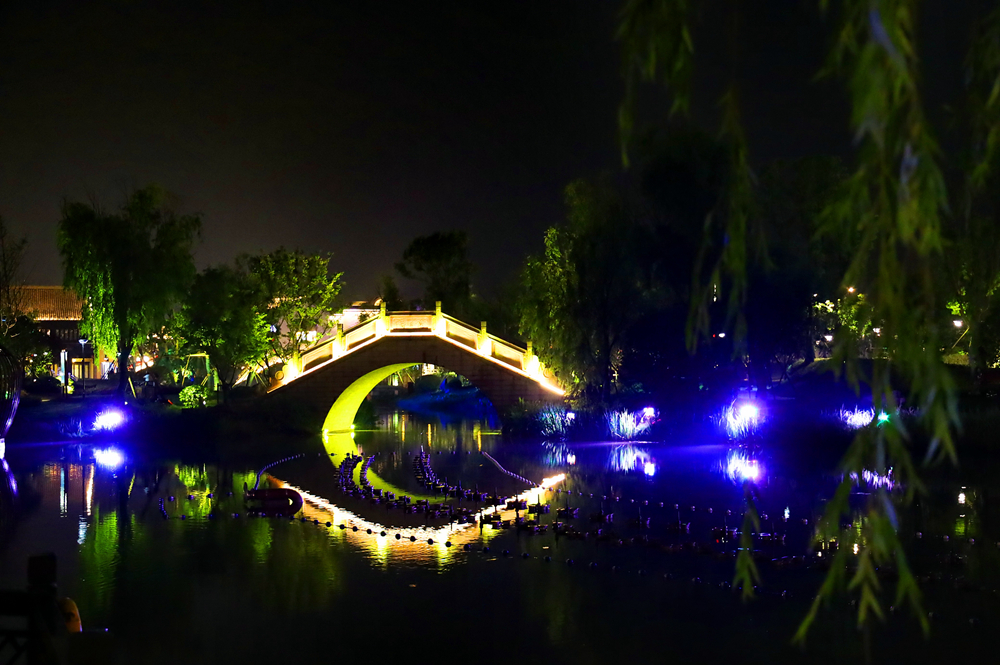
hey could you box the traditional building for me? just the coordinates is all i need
[21,286,105,379]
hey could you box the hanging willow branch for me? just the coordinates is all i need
[618,0,972,645]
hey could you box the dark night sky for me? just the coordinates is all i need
[0,1,974,301]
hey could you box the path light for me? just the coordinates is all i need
[824,334,833,342]
[954,319,964,328]
[873,327,881,335]
[643,461,656,477]
[959,492,966,505]
[847,286,855,293]
[566,453,576,466]
[642,406,656,418]
[566,412,575,421]
[93,409,125,431]
[718,332,726,338]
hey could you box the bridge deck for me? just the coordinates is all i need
[273,309,562,396]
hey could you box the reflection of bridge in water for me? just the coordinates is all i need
[267,304,565,433]
[269,467,566,567]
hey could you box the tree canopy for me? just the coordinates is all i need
[180,265,271,396]
[58,185,201,395]
[239,248,343,366]
[395,231,474,315]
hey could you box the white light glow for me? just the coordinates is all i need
[958,492,966,505]
[718,332,726,338]
[643,461,656,476]
[953,319,964,328]
[93,448,124,469]
[824,334,833,342]
[642,407,656,418]
[725,451,762,482]
[566,453,576,465]
[93,409,125,431]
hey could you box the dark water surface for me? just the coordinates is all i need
[1,411,998,664]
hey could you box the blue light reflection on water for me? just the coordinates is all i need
[1,410,997,663]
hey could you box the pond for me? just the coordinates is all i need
[1,409,998,664]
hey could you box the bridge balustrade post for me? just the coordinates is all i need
[525,341,541,377]
[376,301,388,337]
[333,322,344,358]
[434,301,445,337]
[478,321,491,357]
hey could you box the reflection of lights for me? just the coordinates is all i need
[783,507,790,521]
[93,409,125,431]
[725,451,762,482]
[567,453,576,465]
[642,407,656,418]
[607,445,653,473]
[849,468,895,490]
[958,492,966,505]
[643,461,656,476]
[60,466,67,516]
[93,448,125,469]
[269,471,567,564]
[839,408,875,429]
[738,403,758,420]
[566,412,575,421]
[540,473,566,489]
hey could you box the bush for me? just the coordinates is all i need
[23,375,63,395]
[179,384,209,408]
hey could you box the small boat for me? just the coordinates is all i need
[243,483,303,516]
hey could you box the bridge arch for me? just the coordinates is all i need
[268,310,564,433]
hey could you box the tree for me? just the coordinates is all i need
[58,185,201,396]
[518,179,650,402]
[181,265,271,398]
[617,0,995,641]
[376,274,406,310]
[239,248,342,367]
[0,216,29,342]
[395,231,474,315]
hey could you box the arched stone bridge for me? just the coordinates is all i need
[268,304,564,432]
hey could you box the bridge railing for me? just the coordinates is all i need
[280,303,559,392]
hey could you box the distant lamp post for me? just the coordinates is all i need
[78,339,88,397]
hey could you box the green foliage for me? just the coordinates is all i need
[179,384,208,409]
[395,231,474,315]
[58,185,201,394]
[181,265,271,393]
[517,180,650,401]
[617,0,693,164]
[239,248,343,364]
[618,0,980,644]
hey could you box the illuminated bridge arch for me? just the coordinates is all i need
[268,305,564,432]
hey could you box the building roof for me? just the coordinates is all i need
[21,286,84,321]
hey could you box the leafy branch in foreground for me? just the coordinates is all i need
[618,0,982,645]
